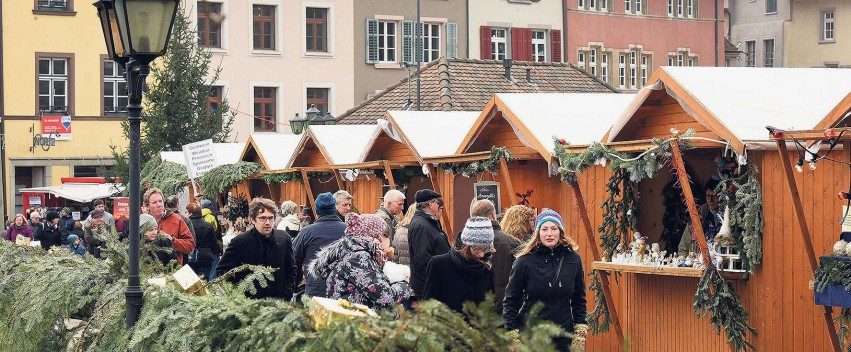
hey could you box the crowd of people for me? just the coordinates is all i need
[3,187,588,350]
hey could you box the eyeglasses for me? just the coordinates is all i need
[470,246,492,254]
[256,216,275,223]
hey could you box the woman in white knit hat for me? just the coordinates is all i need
[422,216,495,312]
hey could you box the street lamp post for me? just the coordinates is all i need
[94,0,179,328]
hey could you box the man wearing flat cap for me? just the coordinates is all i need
[407,189,451,299]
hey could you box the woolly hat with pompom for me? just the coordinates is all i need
[344,213,387,240]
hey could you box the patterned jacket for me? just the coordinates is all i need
[308,235,411,310]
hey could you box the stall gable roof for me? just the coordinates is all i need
[384,111,479,162]
[607,67,851,154]
[20,183,124,203]
[239,133,303,170]
[459,93,635,160]
[304,125,381,165]
[160,143,246,167]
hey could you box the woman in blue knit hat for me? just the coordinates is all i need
[503,209,587,351]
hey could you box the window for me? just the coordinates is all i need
[74,165,113,178]
[578,52,586,69]
[578,0,585,8]
[667,0,694,18]
[578,46,613,83]
[306,7,328,52]
[207,86,223,120]
[822,10,836,43]
[306,88,329,116]
[766,0,777,14]
[677,0,683,17]
[625,0,644,14]
[36,0,70,12]
[763,39,774,67]
[667,49,698,67]
[624,0,630,12]
[103,60,127,114]
[377,21,397,62]
[252,5,276,50]
[253,87,276,132]
[745,40,756,67]
[687,0,694,17]
[618,54,626,88]
[601,53,609,83]
[532,30,547,62]
[640,55,649,86]
[629,50,637,88]
[667,0,674,16]
[667,57,674,66]
[589,48,597,76]
[581,0,608,12]
[491,28,507,60]
[422,23,440,62]
[635,0,643,14]
[38,58,68,113]
[687,57,696,66]
[198,2,222,48]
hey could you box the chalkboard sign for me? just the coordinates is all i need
[474,181,501,214]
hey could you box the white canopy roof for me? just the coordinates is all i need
[159,143,246,167]
[20,183,124,203]
[384,111,479,161]
[246,133,303,170]
[494,93,637,156]
[306,125,381,165]
[608,67,851,145]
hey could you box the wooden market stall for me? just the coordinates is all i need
[159,142,246,205]
[559,66,851,351]
[237,133,304,204]
[284,124,382,217]
[382,110,482,238]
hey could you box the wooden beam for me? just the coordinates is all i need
[669,141,713,267]
[570,181,624,349]
[770,128,851,142]
[300,169,317,220]
[423,151,495,164]
[426,164,453,238]
[592,261,744,280]
[498,157,517,208]
[335,171,344,191]
[776,139,842,352]
[383,161,397,190]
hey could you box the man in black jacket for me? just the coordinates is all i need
[408,189,450,297]
[293,192,346,297]
[216,197,297,300]
[35,211,63,250]
[469,199,521,313]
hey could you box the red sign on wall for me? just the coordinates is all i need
[113,197,130,221]
[41,115,72,140]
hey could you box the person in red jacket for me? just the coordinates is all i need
[144,187,195,265]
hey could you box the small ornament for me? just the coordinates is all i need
[834,240,849,256]
[559,139,567,145]
[844,242,851,257]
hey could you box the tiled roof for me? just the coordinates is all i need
[338,57,618,125]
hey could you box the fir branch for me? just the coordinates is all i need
[694,266,757,352]
[586,269,611,334]
[717,165,765,273]
[198,161,263,196]
[438,146,512,178]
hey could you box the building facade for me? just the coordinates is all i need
[353,0,467,103]
[186,0,355,139]
[469,0,565,63]
[1,0,126,219]
[783,0,849,68]
[728,0,788,67]
[566,0,725,90]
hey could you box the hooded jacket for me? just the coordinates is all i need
[308,235,410,310]
[391,226,411,265]
[293,214,346,297]
[35,222,63,250]
[408,209,451,295]
[491,221,521,313]
[423,249,494,312]
[276,213,302,239]
[503,244,587,333]
[216,228,297,300]
[156,210,195,266]
[189,214,220,259]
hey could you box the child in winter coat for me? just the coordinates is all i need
[67,234,86,258]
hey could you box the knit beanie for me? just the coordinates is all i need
[344,213,386,240]
[460,216,495,248]
[535,209,564,233]
[62,207,72,216]
[315,192,336,217]
[67,234,79,243]
[139,214,158,233]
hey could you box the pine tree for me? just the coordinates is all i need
[109,7,236,189]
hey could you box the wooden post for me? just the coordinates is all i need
[669,141,713,267]
[383,161,397,190]
[776,140,842,352]
[267,182,281,204]
[498,157,517,208]
[335,170,344,191]
[426,164,453,238]
[569,181,625,348]
[300,169,317,219]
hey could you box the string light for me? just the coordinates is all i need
[809,162,817,171]
[795,157,804,173]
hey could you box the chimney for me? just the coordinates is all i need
[503,58,512,81]
[526,68,533,84]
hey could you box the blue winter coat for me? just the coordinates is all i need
[67,243,86,258]
[293,214,346,297]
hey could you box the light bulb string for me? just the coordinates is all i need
[788,130,851,224]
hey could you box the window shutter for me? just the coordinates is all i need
[366,19,379,64]
[551,29,562,62]
[480,26,492,59]
[511,28,533,61]
[402,20,413,64]
[446,23,458,58]
[415,22,424,63]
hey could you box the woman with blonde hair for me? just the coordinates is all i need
[503,209,585,351]
[390,204,417,265]
[500,205,536,243]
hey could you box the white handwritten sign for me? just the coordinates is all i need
[182,139,217,179]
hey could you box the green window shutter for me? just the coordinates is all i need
[402,20,413,64]
[415,22,424,63]
[446,23,458,58]
[366,18,378,64]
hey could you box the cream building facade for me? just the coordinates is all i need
[468,0,564,62]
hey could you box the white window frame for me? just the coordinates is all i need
[249,81,284,133]
[578,0,585,9]
[601,53,608,83]
[677,53,684,66]
[377,20,398,63]
[629,50,637,88]
[763,38,775,67]
[635,0,643,14]
[744,40,756,67]
[589,48,597,76]
[103,59,127,114]
[492,28,508,60]
[640,55,649,86]
[302,2,335,57]
[677,0,683,17]
[38,58,68,113]
[618,54,626,88]
[766,0,778,14]
[578,52,586,69]
[248,0,283,56]
[624,0,631,13]
[667,0,674,17]
[421,22,441,62]
[532,30,547,62]
[822,10,836,43]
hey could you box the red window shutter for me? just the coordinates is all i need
[480,26,492,59]
[551,29,562,62]
[522,28,532,61]
[511,28,534,61]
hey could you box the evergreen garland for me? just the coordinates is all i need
[597,169,639,262]
[694,266,757,352]
[837,308,851,352]
[586,269,611,334]
[438,147,512,178]
[814,256,851,293]
[261,171,303,184]
[716,165,765,273]
[198,161,263,196]
[140,156,189,196]
[375,166,426,186]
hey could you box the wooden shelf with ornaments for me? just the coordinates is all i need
[591,261,746,280]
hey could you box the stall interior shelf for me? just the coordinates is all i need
[591,261,745,280]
